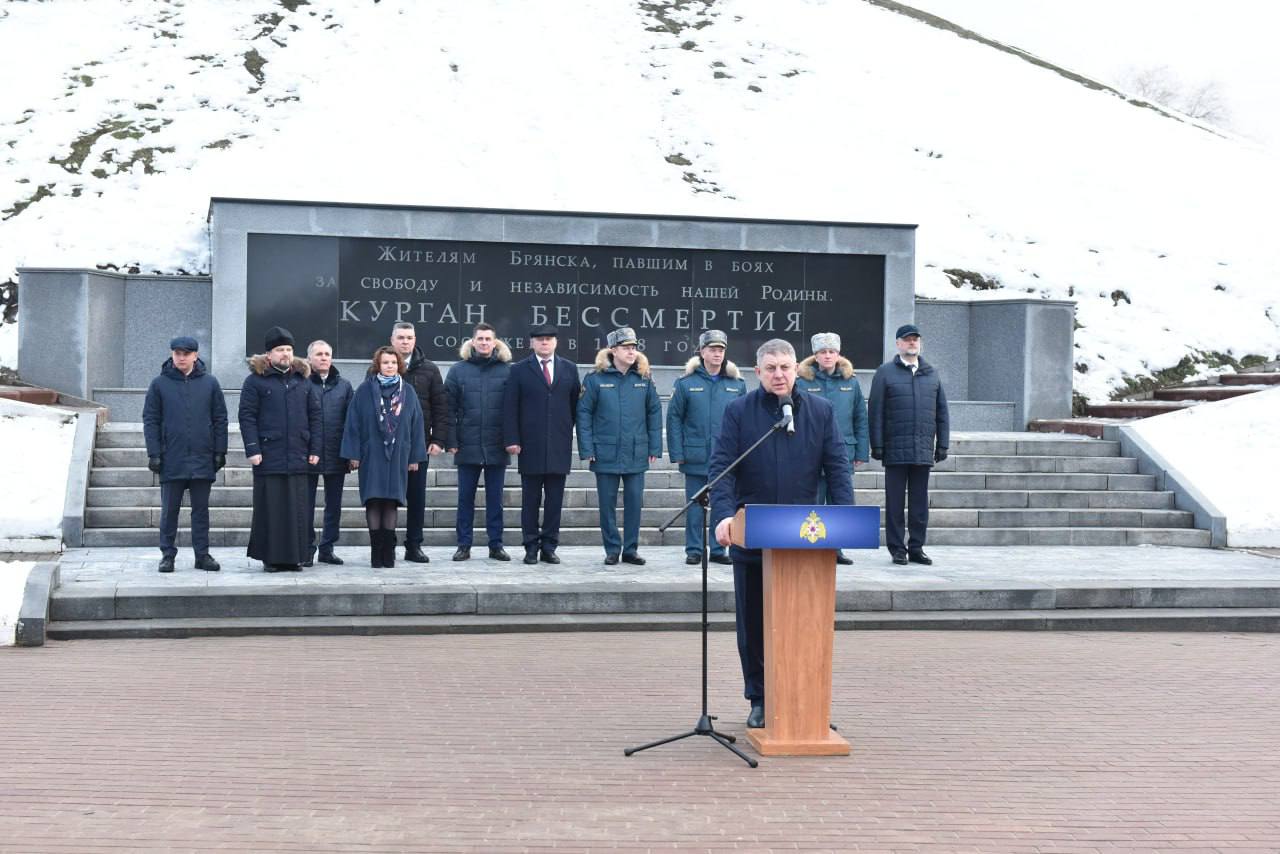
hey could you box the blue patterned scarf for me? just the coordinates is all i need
[376,375,402,460]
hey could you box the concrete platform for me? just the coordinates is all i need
[45,545,1280,638]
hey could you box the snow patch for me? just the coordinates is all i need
[0,398,77,551]
[0,561,35,646]
[1125,387,1280,547]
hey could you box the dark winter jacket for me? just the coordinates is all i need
[797,355,870,463]
[666,356,747,477]
[142,357,228,483]
[446,339,513,467]
[340,374,428,506]
[308,367,354,475]
[502,352,581,475]
[709,386,853,560]
[577,349,663,475]
[238,355,323,476]
[868,355,950,467]
[403,347,450,450]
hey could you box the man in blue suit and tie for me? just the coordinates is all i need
[503,324,582,565]
[710,338,852,729]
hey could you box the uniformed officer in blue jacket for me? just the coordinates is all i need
[577,327,663,565]
[710,338,852,729]
[666,329,746,565]
[796,331,870,565]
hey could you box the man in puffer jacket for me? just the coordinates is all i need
[577,327,662,565]
[797,331,870,565]
[142,336,228,574]
[868,323,950,566]
[306,340,354,566]
[446,323,513,562]
[666,329,746,566]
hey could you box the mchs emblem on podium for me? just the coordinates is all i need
[800,510,827,544]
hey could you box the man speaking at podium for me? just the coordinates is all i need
[710,338,853,729]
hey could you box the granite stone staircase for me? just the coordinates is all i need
[1030,370,1280,438]
[81,425,1211,549]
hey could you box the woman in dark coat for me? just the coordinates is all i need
[340,347,428,568]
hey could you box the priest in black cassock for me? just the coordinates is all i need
[239,326,323,572]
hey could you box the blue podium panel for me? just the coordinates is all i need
[741,504,880,550]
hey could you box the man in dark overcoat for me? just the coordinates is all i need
[710,338,852,729]
[868,323,950,566]
[503,324,581,565]
[306,339,354,566]
[239,326,323,572]
[142,335,228,574]
[446,322,513,561]
[391,322,449,563]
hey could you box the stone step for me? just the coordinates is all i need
[1153,386,1259,401]
[94,427,1126,458]
[49,582,1280,623]
[91,446,1140,475]
[0,385,61,405]
[1218,372,1280,385]
[84,505,1196,531]
[87,466,1159,493]
[84,486,1177,511]
[1026,418,1131,439]
[76,526,1211,548]
[1085,400,1198,418]
[44,607,1280,639]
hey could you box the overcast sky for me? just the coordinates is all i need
[909,0,1280,152]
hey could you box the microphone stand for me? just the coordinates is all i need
[624,412,790,768]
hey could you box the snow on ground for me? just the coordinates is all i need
[1126,387,1280,547]
[0,398,77,552]
[1,0,1277,399]
[0,560,34,646]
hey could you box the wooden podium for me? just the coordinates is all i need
[731,503,879,757]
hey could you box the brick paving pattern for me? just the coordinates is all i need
[3,631,1279,853]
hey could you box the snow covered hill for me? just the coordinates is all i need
[1,0,1277,401]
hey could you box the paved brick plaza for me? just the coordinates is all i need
[3,631,1279,853]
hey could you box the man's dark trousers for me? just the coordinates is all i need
[884,463,931,554]
[307,472,346,553]
[159,479,213,558]
[732,556,765,704]
[521,473,566,552]
[404,461,430,547]
[457,463,507,547]
[595,472,645,556]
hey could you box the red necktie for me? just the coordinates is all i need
[542,359,552,386]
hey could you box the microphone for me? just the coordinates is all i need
[781,402,795,434]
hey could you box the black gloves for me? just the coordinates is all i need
[871,448,883,461]
[148,457,163,474]
[214,453,226,471]
[934,446,948,463]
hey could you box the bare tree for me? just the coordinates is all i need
[1119,65,1231,126]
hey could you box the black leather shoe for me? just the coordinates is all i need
[603,554,620,565]
[685,554,702,565]
[539,550,560,564]
[908,550,933,566]
[621,553,646,565]
[317,550,343,565]
[283,563,303,572]
[194,554,220,572]
[891,552,909,565]
[523,549,539,565]
[747,702,765,729]
[452,546,471,561]
[709,553,733,565]
[489,547,511,561]
[158,556,175,573]
[835,552,853,565]
[404,544,429,563]
[302,556,314,568]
